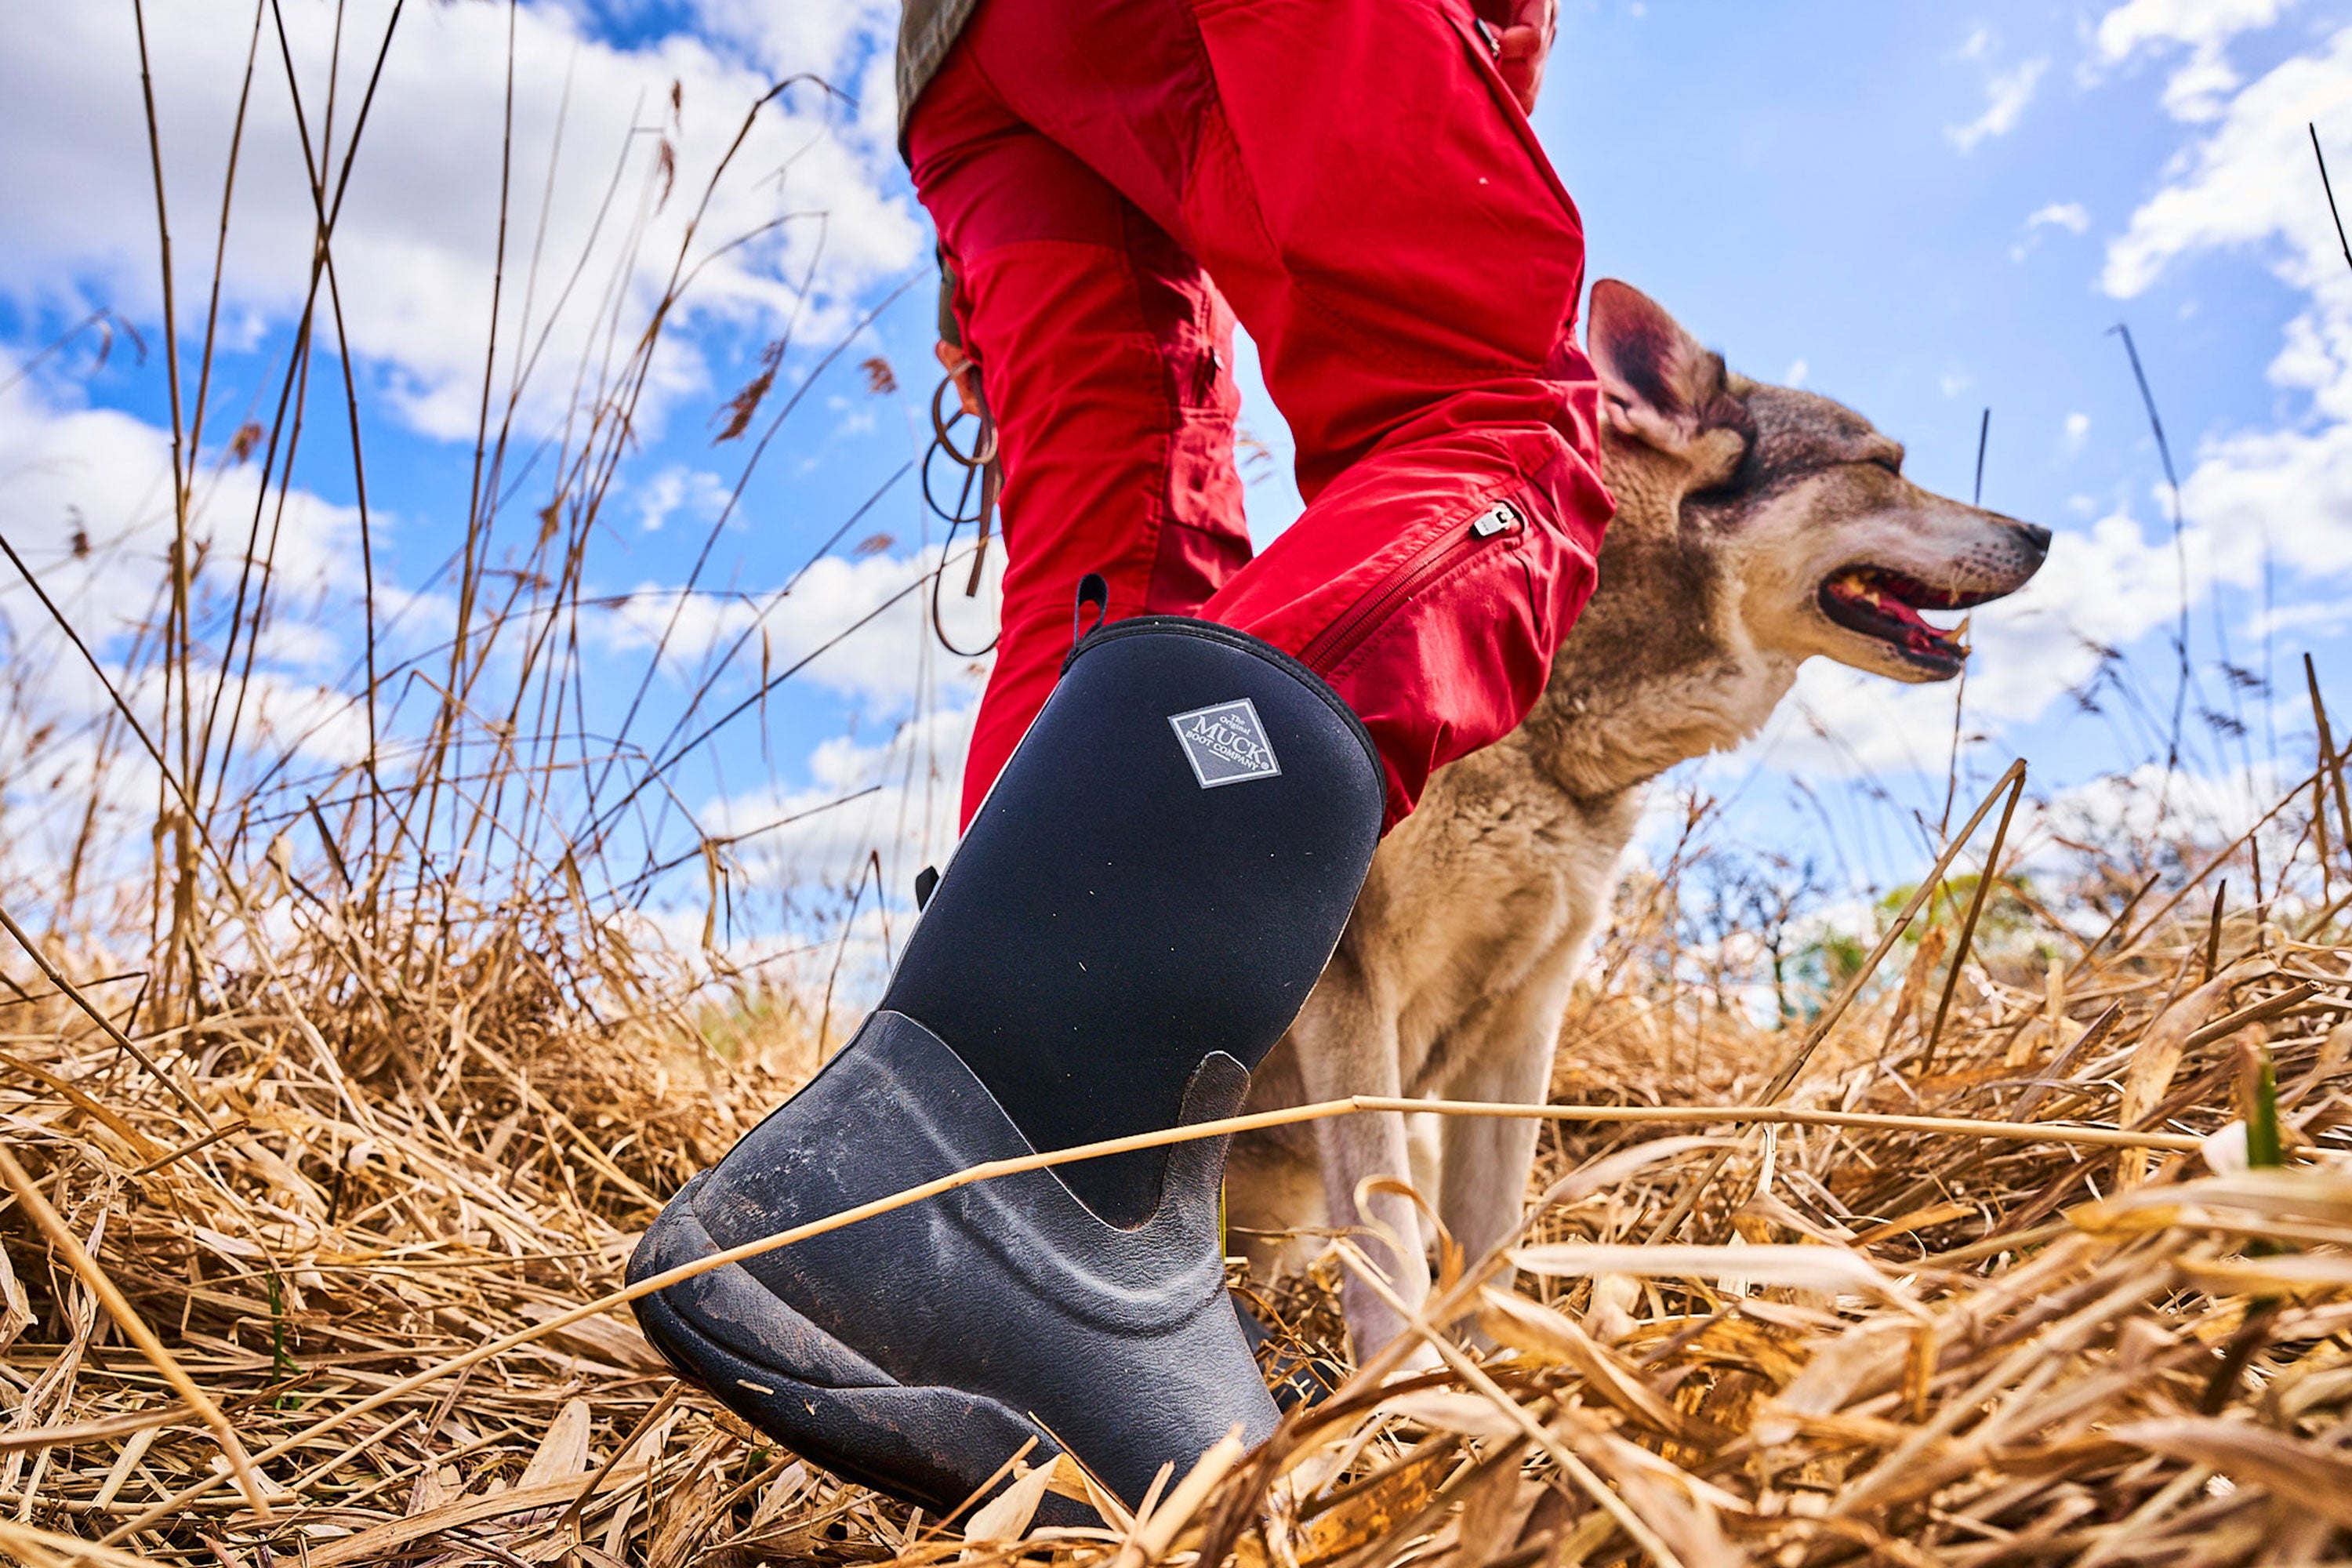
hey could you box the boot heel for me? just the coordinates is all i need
[631,1189,1093,1526]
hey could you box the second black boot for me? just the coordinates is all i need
[628,615,1385,1517]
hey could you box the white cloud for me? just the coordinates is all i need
[2027,201,2092,234]
[0,1,924,442]
[0,354,361,660]
[2092,0,2300,119]
[2011,758,2310,915]
[681,698,977,1005]
[2094,0,2297,63]
[2095,18,2352,608]
[686,0,908,154]
[1949,56,2051,152]
[580,535,1000,711]
[1754,123,2352,802]
[709,699,972,898]
[634,465,730,534]
[1782,358,1809,388]
[2178,403,2352,579]
[0,354,379,895]
[2103,27,2352,297]
[2012,202,2092,261]
[688,0,898,82]
[0,1,951,956]
[2257,596,2352,639]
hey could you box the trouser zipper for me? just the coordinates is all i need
[1298,500,1524,673]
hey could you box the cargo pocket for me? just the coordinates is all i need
[1441,10,1582,232]
[1298,495,1532,679]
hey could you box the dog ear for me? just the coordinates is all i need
[1587,280,1737,455]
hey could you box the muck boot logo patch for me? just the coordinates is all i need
[1168,699,1282,788]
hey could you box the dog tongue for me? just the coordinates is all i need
[1825,568,1967,658]
[1828,569,1930,632]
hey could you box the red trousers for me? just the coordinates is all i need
[909,0,1614,829]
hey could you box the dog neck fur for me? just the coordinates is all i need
[1519,453,1799,800]
[1515,289,1794,802]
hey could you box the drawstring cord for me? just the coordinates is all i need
[923,365,1001,657]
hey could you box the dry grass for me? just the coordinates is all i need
[3,758,2351,1567]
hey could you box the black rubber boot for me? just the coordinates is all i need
[627,616,1385,1518]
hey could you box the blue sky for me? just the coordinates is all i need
[2,0,2350,978]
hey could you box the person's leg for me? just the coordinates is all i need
[909,67,1254,823]
[630,41,1382,1522]
[629,0,1612,1517]
[954,0,1614,826]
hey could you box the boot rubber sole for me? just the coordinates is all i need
[631,1188,1097,1526]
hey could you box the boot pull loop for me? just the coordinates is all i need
[1073,572,1109,648]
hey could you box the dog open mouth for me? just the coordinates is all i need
[1817,565,2000,676]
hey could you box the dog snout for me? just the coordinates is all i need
[2015,521,2053,558]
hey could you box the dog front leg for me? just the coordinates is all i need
[1290,971,1432,1364]
[1308,1105,1430,1363]
[1315,1104,1433,1362]
[1438,986,1570,1275]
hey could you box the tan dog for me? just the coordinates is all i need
[1227,280,2050,1356]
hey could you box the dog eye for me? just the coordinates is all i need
[1686,436,1761,505]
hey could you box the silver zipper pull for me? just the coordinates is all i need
[1471,501,1522,539]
